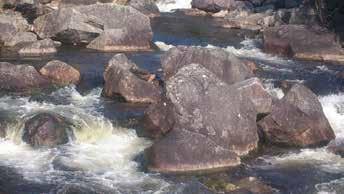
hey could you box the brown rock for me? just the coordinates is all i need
[103,54,161,103]
[263,25,344,63]
[40,60,80,86]
[258,84,335,147]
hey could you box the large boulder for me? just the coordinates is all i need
[39,60,80,86]
[33,3,153,51]
[146,64,259,173]
[22,112,73,148]
[0,62,50,92]
[263,25,344,63]
[161,46,253,84]
[258,84,335,147]
[103,54,161,103]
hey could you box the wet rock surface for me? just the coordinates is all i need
[258,84,335,147]
[22,112,73,148]
[103,54,161,103]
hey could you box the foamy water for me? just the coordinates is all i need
[156,0,192,12]
[0,86,169,192]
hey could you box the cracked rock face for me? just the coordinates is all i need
[146,63,259,173]
[258,84,335,147]
[161,46,253,84]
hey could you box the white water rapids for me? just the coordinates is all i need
[156,0,192,12]
[0,86,170,193]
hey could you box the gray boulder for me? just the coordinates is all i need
[258,84,335,147]
[161,46,253,84]
[146,64,259,173]
[103,54,161,103]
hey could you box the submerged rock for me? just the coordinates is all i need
[22,112,73,148]
[146,64,258,173]
[103,54,161,103]
[0,62,50,93]
[161,46,253,84]
[263,25,344,63]
[258,84,335,147]
[40,60,80,86]
[33,3,153,51]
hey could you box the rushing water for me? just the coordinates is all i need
[1,8,344,194]
[156,0,192,12]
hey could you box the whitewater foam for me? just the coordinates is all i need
[156,0,192,12]
[0,86,169,192]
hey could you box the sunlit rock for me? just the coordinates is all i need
[40,60,81,86]
[258,84,335,147]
